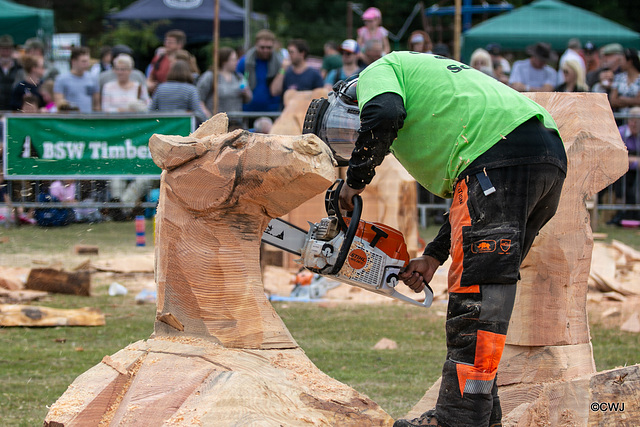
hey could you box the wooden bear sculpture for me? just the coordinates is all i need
[44,114,394,426]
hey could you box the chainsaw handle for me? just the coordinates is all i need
[327,194,362,275]
[325,179,362,233]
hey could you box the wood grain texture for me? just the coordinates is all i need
[508,92,628,347]
[44,114,393,426]
[45,338,394,426]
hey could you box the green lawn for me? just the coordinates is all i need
[0,219,638,424]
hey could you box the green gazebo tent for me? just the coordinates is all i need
[461,0,640,60]
[0,0,54,46]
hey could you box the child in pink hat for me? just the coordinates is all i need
[357,7,390,55]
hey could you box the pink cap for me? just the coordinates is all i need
[362,7,381,21]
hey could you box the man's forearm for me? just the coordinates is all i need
[423,214,451,265]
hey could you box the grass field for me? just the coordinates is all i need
[1,219,638,425]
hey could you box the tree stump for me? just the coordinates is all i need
[406,93,639,425]
[44,114,394,426]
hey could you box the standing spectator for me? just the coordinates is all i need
[101,54,149,113]
[39,80,57,112]
[98,45,148,97]
[469,48,494,77]
[357,7,390,55]
[509,42,558,92]
[608,107,640,225]
[583,42,600,76]
[147,29,187,94]
[174,49,200,82]
[555,58,588,92]
[587,43,625,89]
[16,37,58,83]
[324,39,362,87]
[11,55,45,110]
[486,43,511,75]
[271,39,324,99]
[236,29,284,112]
[359,39,384,68]
[149,60,208,124]
[558,38,586,85]
[408,30,432,53]
[197,46,252,128]
[53,46,99,113]
[609,48,640,114]
[591,67,614,95]
[0,34,21,111]
[321,41,342,79]
[91,46,112,79]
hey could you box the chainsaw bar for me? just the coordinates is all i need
[262,218,308,256]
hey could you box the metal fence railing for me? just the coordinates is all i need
[1,111,637,228]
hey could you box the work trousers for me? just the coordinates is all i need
[435,162,566,427]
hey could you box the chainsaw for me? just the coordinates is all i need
[262,180,433,308]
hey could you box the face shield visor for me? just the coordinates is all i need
[302,79,360,166]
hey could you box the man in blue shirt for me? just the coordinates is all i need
[53,46,99,113]
[270,38,324,106]
[236,30,283,112]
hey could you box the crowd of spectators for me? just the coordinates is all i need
[1,8,640,226]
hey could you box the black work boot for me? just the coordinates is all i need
[393,409,441,427]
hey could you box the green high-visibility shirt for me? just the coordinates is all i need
[357,51,559,198]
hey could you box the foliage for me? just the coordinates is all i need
[93,20,164,63]
[11,0,640,59]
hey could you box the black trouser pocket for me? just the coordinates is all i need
[460,224,521,286]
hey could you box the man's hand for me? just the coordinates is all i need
[338,184,364,212]
[399,255,441,293]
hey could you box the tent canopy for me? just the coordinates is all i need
[0,0,54,46]
[109,0,263,44]
[461,0,640,60]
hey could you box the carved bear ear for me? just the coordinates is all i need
[149,114,230,170]
[191,113,229,140]
[149,134,210,170]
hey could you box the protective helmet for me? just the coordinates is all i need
[303,78,360,166]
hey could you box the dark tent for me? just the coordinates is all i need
[0,0,54,46]
[108,0,264,44]
[461,0,640,60]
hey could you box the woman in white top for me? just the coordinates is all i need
[101,54,149,112]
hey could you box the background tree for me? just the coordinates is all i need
[12,0,640,61]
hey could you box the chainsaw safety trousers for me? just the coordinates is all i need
[433,157,566,427]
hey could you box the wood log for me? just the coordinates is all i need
[0,304,105,327]
[45,113,393,426]
[25,268,91,296]
[44,338,392,426]
[502,364,640,426]
[73,244,99,255]
[406,93,631,421]
[508,92,627,346]
[0,289,48,304]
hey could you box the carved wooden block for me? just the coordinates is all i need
[44,114,394,426]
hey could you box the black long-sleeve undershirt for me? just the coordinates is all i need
[346,92,407,190]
